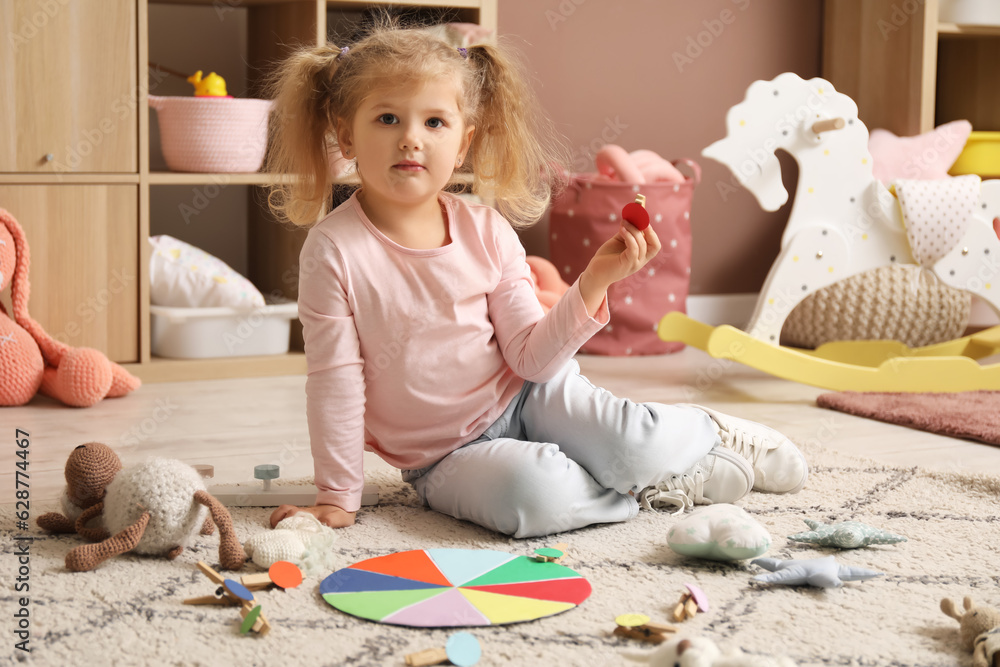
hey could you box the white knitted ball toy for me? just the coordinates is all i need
[102,458,209,556]
[244,512,338,575]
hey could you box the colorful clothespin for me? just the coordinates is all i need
[612,613,678,644]
[672,583,709,622]
[405,632,481,666]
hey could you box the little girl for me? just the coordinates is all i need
[266,25,808,537]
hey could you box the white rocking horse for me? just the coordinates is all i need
[659,72,1000,391]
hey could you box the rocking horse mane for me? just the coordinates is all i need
[703,73,874,214]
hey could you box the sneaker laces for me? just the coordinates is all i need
[719,427,767,468]
[638,471,708,514]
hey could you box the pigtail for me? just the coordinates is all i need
[265,45,346,227]
[465,42,569,228]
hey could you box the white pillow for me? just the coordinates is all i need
[149,235,265,308]
[667,504,772,562]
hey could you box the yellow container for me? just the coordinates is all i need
[950,131,1000,177]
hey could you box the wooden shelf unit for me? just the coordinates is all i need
[823,0,1000,136]
[2,0,496,383]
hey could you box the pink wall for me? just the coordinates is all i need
[499,0,823,294]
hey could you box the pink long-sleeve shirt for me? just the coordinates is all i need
[298,191,609,511]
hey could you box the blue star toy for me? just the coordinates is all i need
[751,556,883,588]
[787,519,907,549]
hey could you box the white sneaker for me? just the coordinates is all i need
[638,447,754,513]
[687,404,809,494]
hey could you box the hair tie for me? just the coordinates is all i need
[457,47,468,59]
[337,46,349,59]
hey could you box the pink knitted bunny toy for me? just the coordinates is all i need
[0,208,141,407]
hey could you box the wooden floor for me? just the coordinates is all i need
[4,348,999,506]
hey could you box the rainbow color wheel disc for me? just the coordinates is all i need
[320,549,592,627]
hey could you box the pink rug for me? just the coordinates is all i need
[816,390,1000,446]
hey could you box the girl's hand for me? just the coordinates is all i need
[270,503,356,529]
[579,221,661,316]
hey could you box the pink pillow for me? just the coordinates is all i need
[868,120,972,183]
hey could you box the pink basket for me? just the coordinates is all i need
[149,95,273,173]
[549,159,700,356]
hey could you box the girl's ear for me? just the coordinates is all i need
[336,122,354,158]
[458,125,475,163]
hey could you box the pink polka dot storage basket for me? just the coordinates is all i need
[548,159,699,356]
[149,95,273,172]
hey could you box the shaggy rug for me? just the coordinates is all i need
[817,390,1000,447]
[4,440,1000,667]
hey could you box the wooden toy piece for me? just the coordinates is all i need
[255,465,279,492]
[208,466,380,507]
[239,602,271,636]
[239,561,304,592]
[533,547,564,563]
[671,584,709,622]
[185,561,252,606]
[811,117,846,134]
[192,464,214,478]
[612,613,678,644]
[405,632,481,666]
[224,579,255,603]
[240,572,275,592]
[269,560,303,589]
[621,194,650,230]
[405,648,448,666]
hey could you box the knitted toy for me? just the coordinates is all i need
[526,256,570,313]
[37,443,246,572]
[36,442,123,540]
[243,511,338,575]
[941,597,1000,667]
[0,208,141,407]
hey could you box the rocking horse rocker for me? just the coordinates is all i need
[658,72,1000,392]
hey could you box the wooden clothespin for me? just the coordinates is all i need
[185,561,273,635]
[672,583,709,622]
[240,561,304,592]
[533,542,569,563]
[622,194,650,230]
[612,613,678,644]
[239,601,271,636]
[184,561,244,605]
[405,632,480,666]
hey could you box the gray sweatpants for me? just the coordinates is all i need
[403,360,719,538]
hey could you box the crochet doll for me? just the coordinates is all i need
[0,208,141,407]
[37,443,246,572]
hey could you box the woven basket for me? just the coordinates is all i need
[781,264,971,348]
[149,95,272,173]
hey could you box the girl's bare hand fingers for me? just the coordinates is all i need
[644,226,662,253]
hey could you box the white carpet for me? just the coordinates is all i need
[5,440,1000,667]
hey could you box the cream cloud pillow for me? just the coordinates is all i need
[667,504,771,562]
[149,235,265,308]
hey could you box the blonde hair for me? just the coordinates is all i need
[266,25,568,228]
